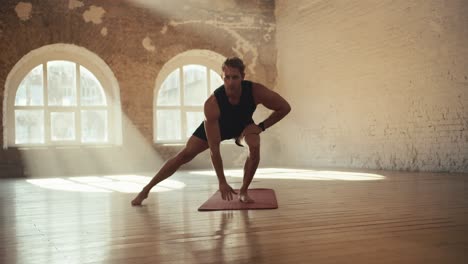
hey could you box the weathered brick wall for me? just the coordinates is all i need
[276,0,468,172]
[0,0,277,177]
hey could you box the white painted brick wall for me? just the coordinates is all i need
[275,0,468,172]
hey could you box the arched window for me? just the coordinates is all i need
[154,50,225,143]
[4,44,122,147]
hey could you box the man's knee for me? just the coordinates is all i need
[245,134,260,160]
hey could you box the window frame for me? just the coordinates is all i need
[3,44,122,148]
[154,50,226,144]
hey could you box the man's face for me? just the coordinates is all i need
[222,66,243,95]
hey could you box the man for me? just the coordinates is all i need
[131,57,291,206]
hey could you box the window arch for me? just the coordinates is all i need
[3,44,122,148]
[154,50,225,143]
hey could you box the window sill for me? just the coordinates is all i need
[12,144,121,150]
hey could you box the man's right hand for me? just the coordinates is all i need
[219,182,237,201]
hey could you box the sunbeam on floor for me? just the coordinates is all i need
[190,168,386,181]
[25,168,385,193]
[27,175,185,193]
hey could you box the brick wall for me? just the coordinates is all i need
[2,0,466,176]
[276,0,468,172]
[0,0,277,177]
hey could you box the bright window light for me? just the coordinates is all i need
[189,168,385,181]
[27,175,186,193]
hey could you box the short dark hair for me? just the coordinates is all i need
[222,57,245,76]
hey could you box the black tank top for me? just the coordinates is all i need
[214,80,257,139]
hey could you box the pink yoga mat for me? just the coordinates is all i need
[198,188,278,211]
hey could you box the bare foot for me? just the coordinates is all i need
[131,191,148,206]
[239,193,255,203]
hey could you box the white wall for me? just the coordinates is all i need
[275,0,468,172]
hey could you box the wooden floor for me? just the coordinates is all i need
[1,168,467,264]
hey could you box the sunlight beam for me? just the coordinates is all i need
[189,168,386,181]
[27,175,186,193]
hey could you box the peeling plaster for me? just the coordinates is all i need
[187,0,237,11]
[83,5,106,24]
[168,18,275,74]
[68,0,84,10]
[101,27,108,36]
[160,24,168,34]
[15,2,32,21]
[241,17,254,24]
[261,19,275,43]
[142,36,156,52]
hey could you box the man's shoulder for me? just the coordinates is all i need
[213,85,225,95]
[204,95,220,118]
[205,94,218,105]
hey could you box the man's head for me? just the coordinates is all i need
[222,57,245,95]
[222,57,245,77]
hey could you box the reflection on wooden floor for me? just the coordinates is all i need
[1,168,467,264]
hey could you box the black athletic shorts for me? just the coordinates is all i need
[192,120,253,141]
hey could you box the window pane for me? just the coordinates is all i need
[15,65,44,106]
[48,60,76,106]
[210,69,223,93]
[80,66,106,106]
[156,110,181,141]
[81,110,108,143]
[186,112,204,138]
[51,112,75,141]
[184,65,207,106]
[15,110,44,144]
[157,69,180,106]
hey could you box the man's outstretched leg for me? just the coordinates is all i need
[239,131,261,203]
[131,136,209,205]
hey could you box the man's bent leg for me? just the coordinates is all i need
[239,132,260,203]
[131,136,209,205]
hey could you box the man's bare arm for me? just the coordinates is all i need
[252,82,291,130]
[204,96,236,200]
